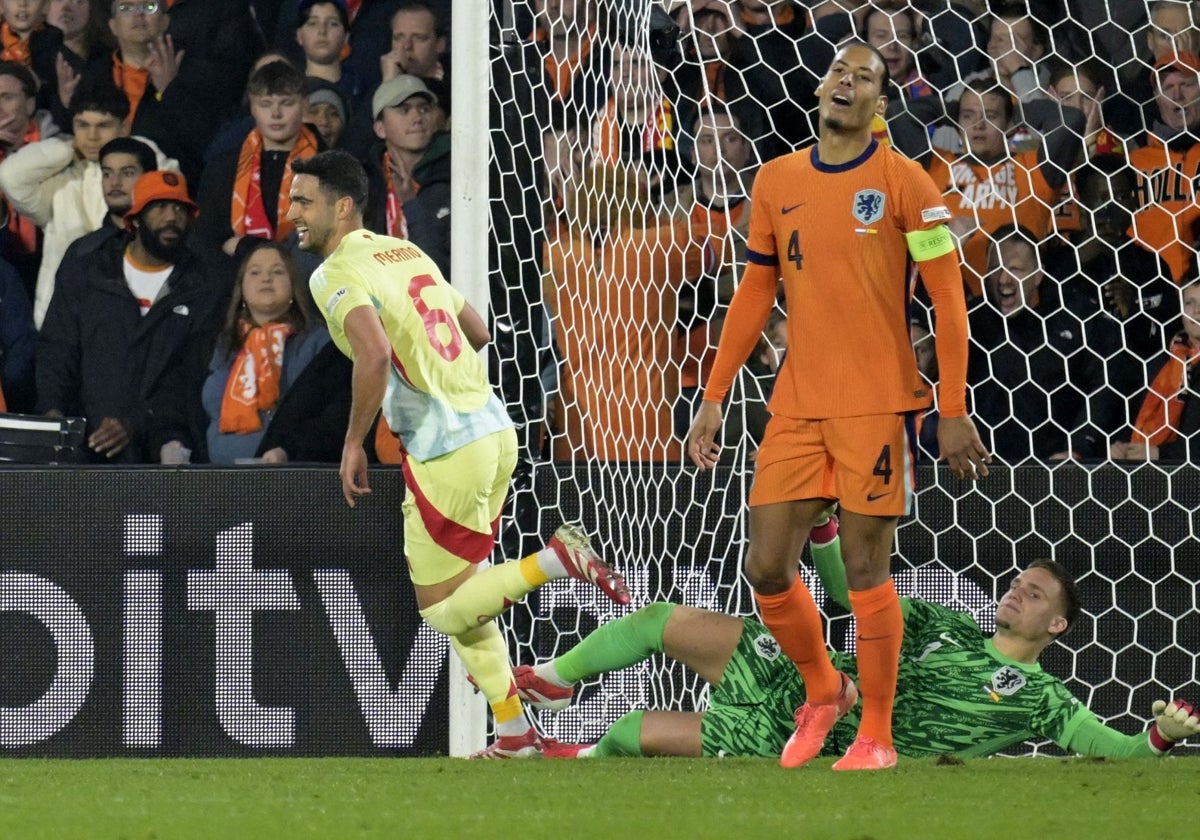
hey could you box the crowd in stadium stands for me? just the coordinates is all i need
[0,0,1198,466]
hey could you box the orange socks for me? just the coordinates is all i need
[849,579,902,748]
[754,576,840,704]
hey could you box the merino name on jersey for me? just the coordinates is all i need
[372,245,424,265]
[309,230,512,460]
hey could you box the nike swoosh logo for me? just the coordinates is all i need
[939,632,962,647]
[866,492,891,502]
[782,203,803,214]
[857,635,890,642]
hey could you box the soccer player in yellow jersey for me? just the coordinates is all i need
[288,150,632,758]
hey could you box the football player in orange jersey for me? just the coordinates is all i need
[687,42,989,771]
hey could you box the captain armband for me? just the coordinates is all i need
[905,225,956,262]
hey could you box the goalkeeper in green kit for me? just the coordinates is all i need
[518,513,1199,760]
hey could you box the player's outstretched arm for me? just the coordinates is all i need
[1149,700,1200,755]
[1061,700,1200,758]
[686,400,723,470]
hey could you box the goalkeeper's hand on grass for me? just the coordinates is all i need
[1149,700,1200,754]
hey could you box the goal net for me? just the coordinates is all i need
[484,0,1199,756]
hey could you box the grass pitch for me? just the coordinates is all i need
[1,756,1197,839]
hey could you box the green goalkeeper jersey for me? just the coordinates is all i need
[827,598,1093,757]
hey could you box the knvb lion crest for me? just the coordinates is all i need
[753,633,781,661]
[853,189,885,225]
[990,665,1027,696]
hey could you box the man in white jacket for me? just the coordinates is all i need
[0,82,178,328]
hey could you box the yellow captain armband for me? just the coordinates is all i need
[905,225,956,261]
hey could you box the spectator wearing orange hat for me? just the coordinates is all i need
[36,168,222,463]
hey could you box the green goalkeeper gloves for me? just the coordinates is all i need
[1149,700,1200,754]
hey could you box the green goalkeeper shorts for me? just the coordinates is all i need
[699,619,809,758]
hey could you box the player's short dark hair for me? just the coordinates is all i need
[291,150,369,209]
[99,136,157,173]
[1026,559,1081,637]
[0,61,37,99]
[832,40,892,93]
[246,60,306,99]
[69,81,130,121]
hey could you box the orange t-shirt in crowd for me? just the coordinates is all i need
[926,149,1059,297]
[1128,134,1200,283]
[706,140,969,420]
[545,220,703,461]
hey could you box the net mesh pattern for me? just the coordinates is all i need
[486,1,1200,756]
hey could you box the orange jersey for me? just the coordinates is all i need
[545,220,703,461]
[927,149,1058,296]
[713,140,966,420]
[1128,135,1200,282]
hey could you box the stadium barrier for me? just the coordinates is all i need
[1,464,1195,757]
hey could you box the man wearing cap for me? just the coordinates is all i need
[1128,51,1200,283]
[36,169,221,464]
[364,73,450,277]
[56,136,160,276]
[304,77,350,150]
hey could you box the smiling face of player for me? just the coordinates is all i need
[816,43,888,136]
[287,172,339,256]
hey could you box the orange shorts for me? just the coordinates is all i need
[748,413,917,517]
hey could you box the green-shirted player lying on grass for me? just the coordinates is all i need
[519,516,1199,760]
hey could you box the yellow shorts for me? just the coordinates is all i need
[749,414,916,518]
[401,427,518,586]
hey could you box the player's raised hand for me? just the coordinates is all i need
[340,443,372,507]
[937,415,991,480]
[686,400,723,471]
[1149,699,1200,753]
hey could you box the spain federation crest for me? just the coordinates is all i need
[853,189,885,225]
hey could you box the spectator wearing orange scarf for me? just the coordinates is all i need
[203,241,330,464]
[195,61,322,261]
